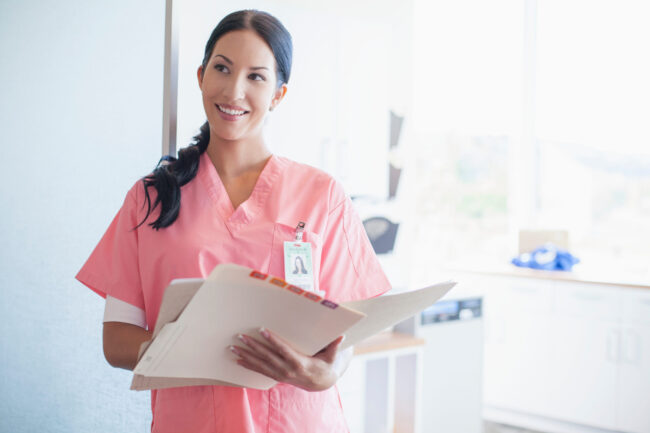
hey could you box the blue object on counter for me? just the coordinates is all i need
[511,243,580,271]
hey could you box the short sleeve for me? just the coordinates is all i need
[319,192,392,303]
[75,182,145,310]
[103,296,147,328]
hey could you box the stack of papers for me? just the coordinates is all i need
[131,264,455,391]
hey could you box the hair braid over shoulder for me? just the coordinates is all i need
[138,122,209,230]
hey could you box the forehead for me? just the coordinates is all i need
[211,29,275,66]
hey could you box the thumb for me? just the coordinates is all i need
[319,335,344,363]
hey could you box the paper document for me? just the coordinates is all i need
[131,264,455,391]
[339,280,456,352]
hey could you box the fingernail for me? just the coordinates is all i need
[237,334,247,344]
[260,327,270,339]
[229,345,240,354]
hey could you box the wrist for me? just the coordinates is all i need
[304,362,338,392]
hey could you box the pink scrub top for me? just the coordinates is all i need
[76,151,391,433]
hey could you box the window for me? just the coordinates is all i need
[410,0,522,269]
[410,0,650,276]
[536,0,650,273]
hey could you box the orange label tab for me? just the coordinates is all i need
[270,277,287,287]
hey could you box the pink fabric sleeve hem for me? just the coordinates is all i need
[75,269,146,311]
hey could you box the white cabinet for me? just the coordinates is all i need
[547,316,619,429]
[546,283,621,430]
[337,333,425,433]
[483,278,554,416]
[270,12,390,198]
[330,15,390,198]
[338,356,367,433]
[420,315,483,433]
[482,275,650,433]
[617,289,650,433]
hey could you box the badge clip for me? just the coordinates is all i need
[295,221,305,242]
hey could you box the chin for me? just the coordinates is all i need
[215,132,245,142]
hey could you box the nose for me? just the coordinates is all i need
[222,73,246,101]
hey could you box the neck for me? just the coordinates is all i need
[206,135,271,180]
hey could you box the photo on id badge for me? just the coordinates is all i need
[283,241,314,292]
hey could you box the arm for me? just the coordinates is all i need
[103,322,152,370]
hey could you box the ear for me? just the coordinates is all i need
[269,83,288,111]
[197,65,204,89]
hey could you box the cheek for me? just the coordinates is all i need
[201,95,215,116]
[200,76,221,95]
[253,85,275,104]
[202,83,219,99]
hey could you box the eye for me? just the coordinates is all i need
[214,63,229,73]
[249,73,266,81]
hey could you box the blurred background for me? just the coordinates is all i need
[1,0,649,432]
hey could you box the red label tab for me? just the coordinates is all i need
[303,292,322,302]
[287,285,304,295]
[250,270,267,280]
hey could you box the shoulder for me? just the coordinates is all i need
[120,173,159,224]
[275,156,348,210]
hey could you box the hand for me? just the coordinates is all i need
[229,328,344,392]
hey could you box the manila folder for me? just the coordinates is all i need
[132,264,366,390]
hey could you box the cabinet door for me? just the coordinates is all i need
[482,278,511,407]
[617,326,650,433]
[334,16,390,198]
[338,356,366,433]
[483,278,553,415]
[262,7,339,169]
[617,288,650,433]
[547,282,621,430]
[547,317,619,429]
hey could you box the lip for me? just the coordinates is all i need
[215,103,249,121]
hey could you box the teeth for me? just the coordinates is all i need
[218,105,246,116]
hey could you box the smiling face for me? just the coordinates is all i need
[197,29,287,144]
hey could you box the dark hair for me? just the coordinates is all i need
[138,9,293,230]
[293,255,307,274]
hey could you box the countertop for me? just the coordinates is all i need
[442,263,650,290]
[353,331,425,356]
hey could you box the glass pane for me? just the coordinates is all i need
[411,0,522,269]
[536,0,650,273]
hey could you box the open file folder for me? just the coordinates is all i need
[131,264,456,391]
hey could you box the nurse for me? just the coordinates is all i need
[76,9,391,433]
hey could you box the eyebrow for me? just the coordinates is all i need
[213,54,269,71]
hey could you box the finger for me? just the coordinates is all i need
[237,334,286,367]
[232,348,284,382]
[259,328,303,367]
[230,343,285,374]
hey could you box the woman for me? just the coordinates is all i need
[76,9,390,433]
[292,255,308,274]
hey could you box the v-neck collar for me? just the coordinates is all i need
[197,150,287,227]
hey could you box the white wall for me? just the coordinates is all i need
[0,1,164,431]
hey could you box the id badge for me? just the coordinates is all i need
[283,241,315,292]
